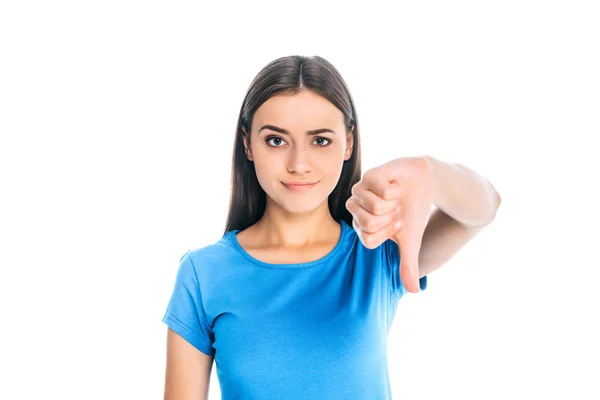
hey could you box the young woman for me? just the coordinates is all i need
[162,55,501,399]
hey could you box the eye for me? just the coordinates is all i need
[313,137,331,147]
[265,136,332,148]
[266,136,286,147]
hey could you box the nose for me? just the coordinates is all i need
[287,145,311,174]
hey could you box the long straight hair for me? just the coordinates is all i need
[223,55,362,235]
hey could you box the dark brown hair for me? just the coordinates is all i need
[223,55,362,235]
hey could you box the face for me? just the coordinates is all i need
[243,90,354,214]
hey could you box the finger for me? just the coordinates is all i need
[353,188,402,216]
[353,214,404,249]
[347,196,401,234]
[363,171,404,200]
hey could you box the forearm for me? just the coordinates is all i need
[425,155,502,229]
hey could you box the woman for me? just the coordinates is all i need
[162,55,501,399]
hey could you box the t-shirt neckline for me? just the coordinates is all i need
[227,219,349,269]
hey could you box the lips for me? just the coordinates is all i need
[283,181,318,186]
[282,181,319,192]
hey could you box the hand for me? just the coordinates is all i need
[345,156,435,293]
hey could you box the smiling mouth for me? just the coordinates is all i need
[282,181,318,192]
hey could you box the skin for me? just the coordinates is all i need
[164,328,213,400]
[237,89,354,260]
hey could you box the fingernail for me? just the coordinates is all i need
[394,220,404,229]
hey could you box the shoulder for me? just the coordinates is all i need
[180,233,239,273]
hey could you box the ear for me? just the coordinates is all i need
[344,125,354,161]
[242,127,253,161]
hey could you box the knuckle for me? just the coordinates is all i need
[345,198,353,209]
[363,235,375,249]
[365,234,381,249]
[371,201,382,215]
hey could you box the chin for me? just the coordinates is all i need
[271,193,325,215]
[287,204,321,214]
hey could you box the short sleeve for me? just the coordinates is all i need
[162,250,215,356]
[382,239,428,299]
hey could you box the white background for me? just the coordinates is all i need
[1,1,599,399]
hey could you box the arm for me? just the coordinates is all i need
[164,328,214,400]
[417,155,502,277]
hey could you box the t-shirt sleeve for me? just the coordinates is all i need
[382,238,428,299]
[162,250,215,356]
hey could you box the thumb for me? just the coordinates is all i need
[393,221,421,293]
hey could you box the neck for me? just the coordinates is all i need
[255,198,339,249]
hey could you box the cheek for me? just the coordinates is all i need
[253,152,282,175]
[322,149,346,171]
[252,156,282,191]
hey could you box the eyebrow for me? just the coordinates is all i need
[258,124,336,135]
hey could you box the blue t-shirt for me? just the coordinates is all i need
[162,219,427,399]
